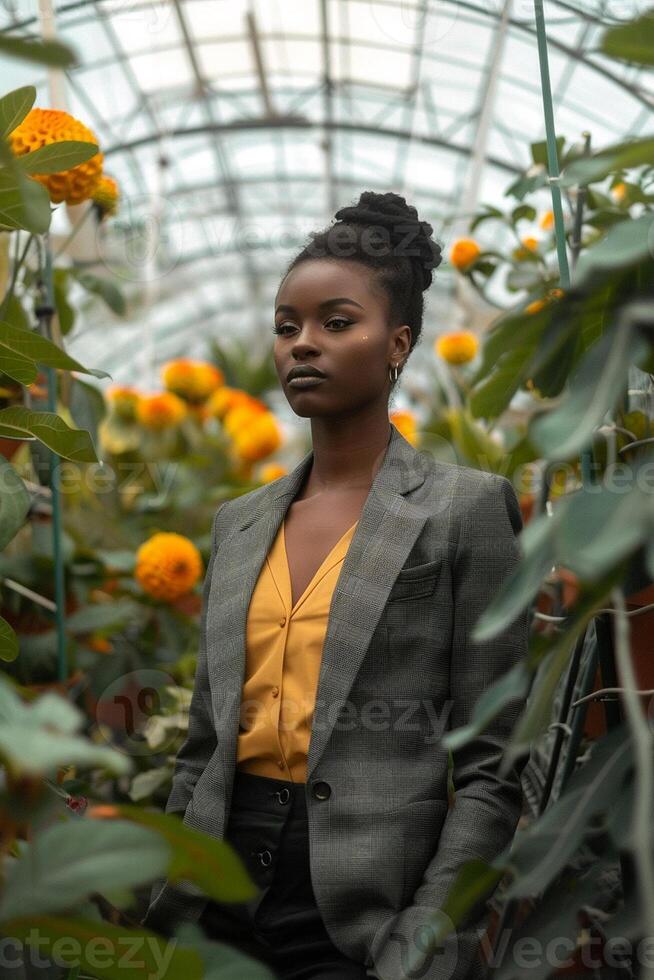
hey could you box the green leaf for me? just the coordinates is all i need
[0,675,131,776]
[504,724,632,899]
[510,204,537,225]
[65,598,144,635]
[469,347,528,420]
[0,342,37,384]
[15,139,98,175]
[446,406,504,470]
[469,206,504,232]
[474,468,654,643]
[53,266,75,334]
[0,616,19,663]
[0,85,36,139]
[0,167,51,234]
[600,10,654,65]
[72,268,127,316]
[0,35,77,67]
[0,320,111,377]
[5,917,204,980]
[560,137,654,187]
[0,406,98,462]
[530,315,650,460]
[99,803,259,904]
[442,661,531,752]
[0,455,30,549]
[0,820,170,921]
[531,136,565,168]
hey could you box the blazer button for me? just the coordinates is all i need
[311,780,331,801]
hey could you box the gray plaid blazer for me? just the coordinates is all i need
[142,423,530,980]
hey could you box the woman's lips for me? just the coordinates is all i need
[288,376,326,388]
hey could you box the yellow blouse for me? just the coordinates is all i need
[236,517,359,783]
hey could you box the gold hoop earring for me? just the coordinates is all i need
[388,363,400,383]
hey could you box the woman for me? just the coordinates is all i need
[142,192,530,980]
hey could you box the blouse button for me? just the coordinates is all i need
[272,686,279,697]
[277,759,285,770]
[279,616,286,627]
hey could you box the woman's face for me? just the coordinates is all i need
[273,259,410,419]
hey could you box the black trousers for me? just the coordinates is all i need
[198,770,369,980]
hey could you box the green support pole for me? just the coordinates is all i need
[533,0,593,487]
[533,0,571,291]
[35,232,68,683]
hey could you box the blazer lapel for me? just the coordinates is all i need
[206,423,437,791]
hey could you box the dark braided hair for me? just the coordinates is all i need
[279,191,443,387]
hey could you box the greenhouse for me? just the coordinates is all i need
[0,1,653,978]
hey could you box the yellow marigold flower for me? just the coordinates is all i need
[161,359,224,402]
[136,392,187,430]
[434,330,479,365]
[449,238,481,272]
[232,412,282,463]
[135,532,203,602]
[390,410,419,446]
[9,107,103,205]
[259,462,288,483]
[611,182,627,203]
[91,175,120,218]
[106,385,139,421]
[539,210,554,231]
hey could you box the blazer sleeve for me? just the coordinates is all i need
[141,501,225,925]
[369,476,530,980]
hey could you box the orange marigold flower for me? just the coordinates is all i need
[135,532,203,602]
[223,402,268,438]
[525,299,546,315]
[9,107,103,205]
[161,359,224,402]
[434,330,479,365]
[539,210,554,231]
[449,238,481,271]
[205,386,254,420]
[88,635,113,654]
[136,392,187,430]
[259,462,288,483]
[106,385,140,421]
[390,410,419,446]
[611,181,627,203]
[232,412,282,463]
[92,174,120,218]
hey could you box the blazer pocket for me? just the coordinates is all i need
[387,559,441,603]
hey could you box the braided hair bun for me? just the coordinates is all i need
[334,191,442,291]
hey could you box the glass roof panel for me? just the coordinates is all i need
[0,0,651,388]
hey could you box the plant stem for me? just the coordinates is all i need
[0,232,34,321]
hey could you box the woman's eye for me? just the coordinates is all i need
[272,318,351,335]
